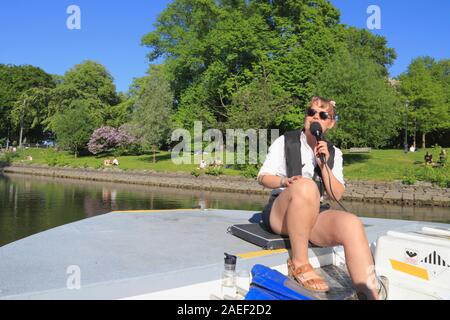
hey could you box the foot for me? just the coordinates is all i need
[287,259,329,293]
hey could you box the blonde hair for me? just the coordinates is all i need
[309,96,336,118]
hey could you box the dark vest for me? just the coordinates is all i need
[284,129,335,197]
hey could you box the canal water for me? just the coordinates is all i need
[1,173,449,247]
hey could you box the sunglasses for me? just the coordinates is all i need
[306,108,333,120]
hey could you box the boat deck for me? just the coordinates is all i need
[0,209,448,300]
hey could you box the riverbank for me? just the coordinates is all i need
[2,164,449,207]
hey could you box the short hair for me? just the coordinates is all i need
[309,96,336,119]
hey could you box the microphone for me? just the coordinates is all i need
[310,122,326,164]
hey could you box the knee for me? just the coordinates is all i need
[288,179,319,202]
[339,214,366,244]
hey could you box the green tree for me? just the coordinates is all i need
[312,49,402,148]
[44,84,106,134]
[432,59,450,98]
[103,77,152,128]
[129,68,174,162]
[142,0,396,131]
[11,88,52,147]
[431,59,450,147]
[0,64,54,145]
[103,94,134,128]
[63,60,120,106]
[343,27,396,73]
[52,101,101,157]
[227,73,292,130]
[400,57,449,148]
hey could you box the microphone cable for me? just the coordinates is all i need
[311,121,348,212]
[321,154,348,212]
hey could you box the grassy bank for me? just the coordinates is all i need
[343,149,449,187]
[8,148,242,176]
[6,147,450,186]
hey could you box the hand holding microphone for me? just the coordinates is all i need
[310,122,329,167]
[309,121,347,210]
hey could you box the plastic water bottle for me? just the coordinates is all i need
[221,253,237,298]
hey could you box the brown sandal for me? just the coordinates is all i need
[287,259,329,293]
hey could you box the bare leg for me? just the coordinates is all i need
[309,210,380,300]
[269,179,327,291]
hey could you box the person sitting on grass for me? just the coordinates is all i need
[438,149,447,167]
[212,158,223,168]
[198,159,207,170]
[257,96,385,300]
[424,152,433,165]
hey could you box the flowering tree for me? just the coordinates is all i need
[87,125,136,155]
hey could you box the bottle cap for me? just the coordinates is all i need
[224,253,237,266]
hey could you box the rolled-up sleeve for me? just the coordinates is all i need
[257,136,286,178]
[331,147,345,187]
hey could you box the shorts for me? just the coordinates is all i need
[261,190,331,234]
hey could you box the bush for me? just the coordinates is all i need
[402,167,416,185]
[0,153,12,166]
[403,166,450,188]
[191,169,201,177]
[45,154,58,167]
[205,166,223,176]
[416,166,450,188]
[402,175,416,185]
[241,164,259,179]
[88,125,137,155]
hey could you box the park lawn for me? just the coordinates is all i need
[343,148,445,181]
[13,148,242,175]
[11,147,448,182]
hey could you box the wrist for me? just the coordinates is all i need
[257,175,265,185]
[280,177,286,188]
[319,161,328,170]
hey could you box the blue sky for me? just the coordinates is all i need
[0,0,449,93]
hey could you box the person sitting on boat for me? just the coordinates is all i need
[257,96,382,299]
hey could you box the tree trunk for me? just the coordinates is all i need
[153,148,156,163]
[6,128,10,149]
[19,123,23,149]
[413,122,417,149]
[422,133,426,149]
[19,99,26,148]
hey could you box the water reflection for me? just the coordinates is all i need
[0,173,449,247]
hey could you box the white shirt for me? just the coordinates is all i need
[258,131,345,190]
